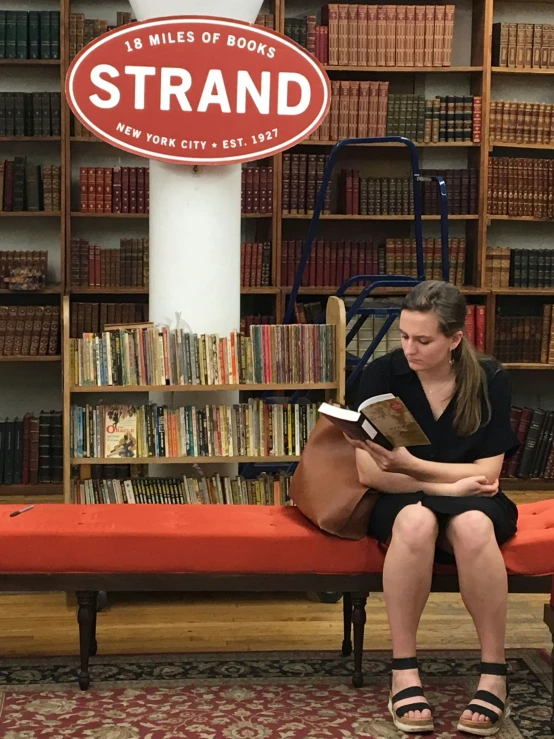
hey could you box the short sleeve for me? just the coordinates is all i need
[477,367,520,459]
[352,355,393,411]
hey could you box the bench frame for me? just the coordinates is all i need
[2,570,554,730]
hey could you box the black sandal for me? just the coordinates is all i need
[388,657,434,734]
[457,661,510,736]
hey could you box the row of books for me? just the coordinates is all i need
[0,250,48,289]
[79,167,149,215]
[492,22,554,69]
[69,12,133,60]
[1,159,60,213]
[72,472,291,506]
[338,172,413,216]
[282,154,331,215]
[0,92,61,139]
[346,303,401,359]
[281,238,465,288]
[490,101,554,146]
[464,304,486,353]
[241,315,276,332]
[70,302,148,340]
[241,165,274,215]
[320,4,455,67]
[386,94,481,144]
[293,302,325,324]
[241,243,272,288]
[308,80,389,141]
[0,411,62,486]
[484,247,554,290]
[488,157,554,220]
[494,313,548,364]
[70,238,149,289]
[255,14,275,29]
[0,10,60,60]
[504,406,554,480]
[421,168,479,216]
[307,87,480,144]
[337,169,478,216]
[0,305,59,357]
[70,401,320,459]
[71,323,335,387]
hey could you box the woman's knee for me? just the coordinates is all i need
[391,504,439,551]
[446,510,495,553]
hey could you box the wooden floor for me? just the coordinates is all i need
[0,591,551,658]
[0,491,552,659]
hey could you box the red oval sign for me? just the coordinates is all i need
[65,16,331,165]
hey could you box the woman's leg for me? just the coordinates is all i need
[385,503,439,720]
[445,510,508,724]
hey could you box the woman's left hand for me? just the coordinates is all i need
[359,441,417,475]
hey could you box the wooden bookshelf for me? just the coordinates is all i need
[2,0,554,500]
[0,59,60,66]
[71,456,302,465]
[0,212,61,217]
[324,65,483,73]
[70,382,340,393]
[0,136,61,142]
[0,356,61,363]
[283,214,479,221]
[62,295,346,501]
[298,140,481,148]
[492,67,554,75]
[0,484,63,496]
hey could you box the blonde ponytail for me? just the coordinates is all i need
[452,336,491,436]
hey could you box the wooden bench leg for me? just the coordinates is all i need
[76,591,97,690]
[351,591,368,688]
[543,602,554,732]
[342,593,353,656]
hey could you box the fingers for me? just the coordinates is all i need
[477,479,499,496]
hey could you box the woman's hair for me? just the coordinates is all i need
[401,280,490,436]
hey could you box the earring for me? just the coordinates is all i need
[449,350,455,366]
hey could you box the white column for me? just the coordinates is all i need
[129,0,263,334]
[128,0,263,477]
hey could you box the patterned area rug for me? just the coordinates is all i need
[0,649,551,738]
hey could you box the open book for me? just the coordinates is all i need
[319,394,430,450]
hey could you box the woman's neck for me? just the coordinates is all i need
[416,361,455,385]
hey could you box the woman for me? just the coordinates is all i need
[346,280,520,737]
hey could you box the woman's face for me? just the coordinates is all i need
[399,309,462,372]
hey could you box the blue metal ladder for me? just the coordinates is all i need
[284,135,450,391]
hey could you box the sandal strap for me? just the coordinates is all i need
[392,685,425,703]
[392,686,431,718]
[480,661,507,676]
[472,690,505,712]
[465,704,501,724]
[391,657,418,670]
[396,702,431,718]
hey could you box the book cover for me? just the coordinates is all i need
[319,394,430,450]
[105,405,138,458]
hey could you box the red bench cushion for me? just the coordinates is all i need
[0,501,553,577]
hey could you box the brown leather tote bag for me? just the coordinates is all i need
[289,416,380,540]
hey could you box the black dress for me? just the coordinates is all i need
[353,350,521,564]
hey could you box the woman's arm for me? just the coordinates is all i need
[408,454,504,485]
[354,447,498,496]
[355,447,431,493]
[359,441,504,485]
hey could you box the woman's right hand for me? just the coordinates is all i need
[449,476,499,497]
